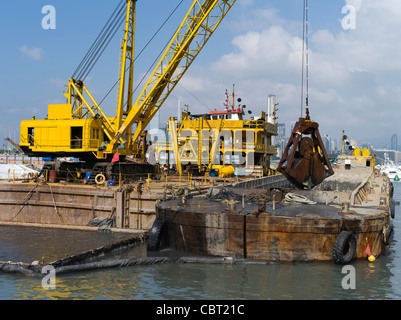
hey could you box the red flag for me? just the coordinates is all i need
[365,244,371,256]
[111,152,120,163]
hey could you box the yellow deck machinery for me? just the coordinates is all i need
[19,0,236,183]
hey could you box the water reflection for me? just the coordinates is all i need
[0,226,132,263]
[5,258,397,300]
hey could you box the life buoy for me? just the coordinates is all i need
[147,218,165,251]
[333,231,356,264]
[95,173,106,185]
[383,225,394,245]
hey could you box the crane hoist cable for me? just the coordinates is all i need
[72,0,124,80]
[300,0,310,118]
[73,1,126,81]
[80,6,126,81]
[72,0,126,81]
[120,1,221,113]
[177,83,212,112]
[98,0,184,107]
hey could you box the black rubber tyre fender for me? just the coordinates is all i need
[333,231,357,264]
[383,224,394,245]
[147,218,165,251]
[390,199,396,219]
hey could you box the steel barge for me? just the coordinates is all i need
[153,153,396,263]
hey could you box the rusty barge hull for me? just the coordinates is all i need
[0,183,157,231]
[155,156,396,263]
[157,199,390,262]
[0,174,288,232]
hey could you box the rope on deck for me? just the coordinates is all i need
[282,193,316,205]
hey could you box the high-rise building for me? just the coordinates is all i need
[391,134,398,151]
[277,123,285,138]
[322,135,331,153]
[149,110,160,130]
[290,121,296,134]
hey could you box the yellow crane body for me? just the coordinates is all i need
[20,105,108,158]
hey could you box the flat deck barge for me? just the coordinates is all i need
[155,155,396,263]
[0,173,289,234]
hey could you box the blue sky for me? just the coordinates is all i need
[1,0,400,149]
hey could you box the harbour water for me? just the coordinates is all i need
[1,183,401,300]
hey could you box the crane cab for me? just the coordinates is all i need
[19,103,106,160]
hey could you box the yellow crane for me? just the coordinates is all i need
[19,0,236,182]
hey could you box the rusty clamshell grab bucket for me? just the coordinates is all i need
[277,115,334,190]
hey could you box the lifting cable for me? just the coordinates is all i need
[98,0,184,107]
[72,0,126,81]
[71,0,211,116]
[300,0,309,117]
[177,83,212,112]
[122,0,223,113]
[119,0,217,114]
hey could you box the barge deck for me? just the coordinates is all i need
[0,174,289,233]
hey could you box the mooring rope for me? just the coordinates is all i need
[48,183,63,223]
[10,183,39,221]
[283,193,316,205]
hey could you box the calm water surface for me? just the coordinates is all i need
[1,183,401,300]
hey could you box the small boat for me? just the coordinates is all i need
[378,153,401,181]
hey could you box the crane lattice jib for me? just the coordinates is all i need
[115,0,135,138]
[107,0,236,153]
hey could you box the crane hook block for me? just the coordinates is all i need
[277,117,334,190]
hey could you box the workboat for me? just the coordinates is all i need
[378,153,401,181]
[154,87,278,177]
[151,150,396,263]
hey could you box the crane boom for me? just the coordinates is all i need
[5,137,25,154]
[115,0,136,146]
[107,0,236,154]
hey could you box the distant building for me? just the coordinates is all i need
[277,123,285,138]
[149,110,160,131]
[322,134,332,153]
[391,134,398,151]
[290,121,296,134]
[373,149,401,164]
[274,137,287,158]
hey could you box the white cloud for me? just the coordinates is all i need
[346,0,364,11]
[211,26,303,83]
[167,0,401,147]
[19,45,44,61]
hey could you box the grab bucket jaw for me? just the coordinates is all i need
[277,117,334,190]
